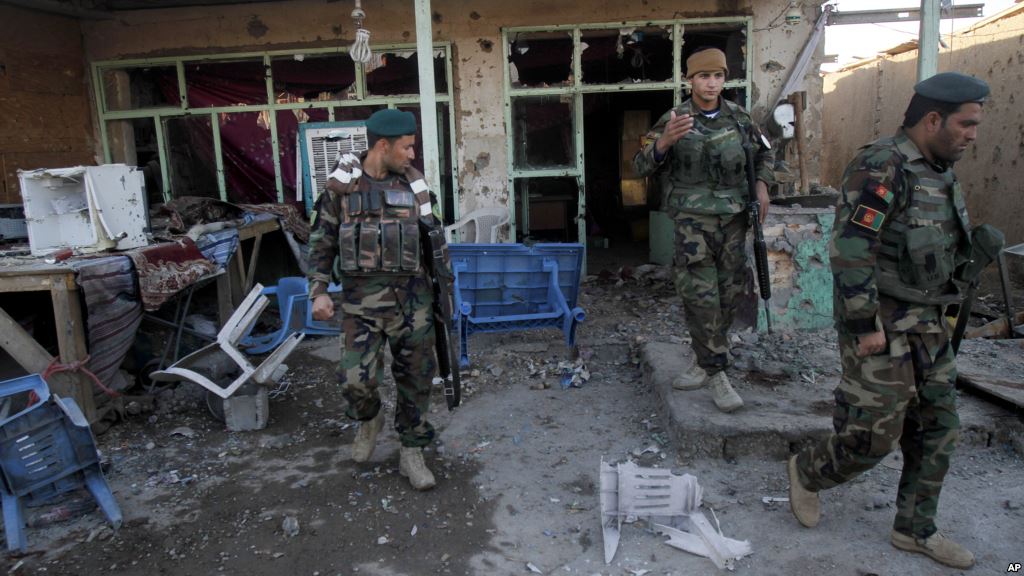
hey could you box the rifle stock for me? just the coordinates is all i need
[739,125,773,333]
[420,222,461,410]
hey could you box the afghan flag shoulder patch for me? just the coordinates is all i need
[851,204,885,232]
[871,182,895,204]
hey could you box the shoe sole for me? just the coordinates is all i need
[788,457,820,528]
[890,537,974,569]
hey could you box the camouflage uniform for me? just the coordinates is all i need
[308,153,445,448]
[634,99,773,373]
[794,129,972,539]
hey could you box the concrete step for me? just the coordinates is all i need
[642,341,1023,460]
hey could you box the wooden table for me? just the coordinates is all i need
[0,260,95,420]
[215,218,281,326]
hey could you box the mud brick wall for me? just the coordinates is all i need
[0,5,95,205]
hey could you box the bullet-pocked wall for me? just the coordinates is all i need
[821,4,1024,248]
[80,0,826,216]
[0,5,95,205]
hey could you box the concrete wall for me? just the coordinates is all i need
[0,5,95,205]
[821,5,1024,246]
[79,0,825,214]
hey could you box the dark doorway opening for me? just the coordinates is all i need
[583,90,672,270]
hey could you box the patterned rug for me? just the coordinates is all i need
[126,238,217,311]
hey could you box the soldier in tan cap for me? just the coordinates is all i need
[634,47,774,413]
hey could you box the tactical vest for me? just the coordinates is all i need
[873,138,972,305]
[336,175,422,276]
[666,100,748,214]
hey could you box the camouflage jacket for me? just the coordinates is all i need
[830,129,971,336]
[307,152,447,300]
[633,98,774,216]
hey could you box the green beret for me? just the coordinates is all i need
[914,72,989,104]
[365,109,418,137]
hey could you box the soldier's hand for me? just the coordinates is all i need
[855,330,887,357]
[655,111,694,155]
[756,181,770,224]
[312,294,334,321]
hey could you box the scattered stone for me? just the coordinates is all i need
[282,516,299,537]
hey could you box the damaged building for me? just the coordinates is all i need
[2,0,829,246]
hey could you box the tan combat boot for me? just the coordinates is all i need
[351,411,384,463]
[707,371,743,412]
[788,455,820,527]
[673,365,708,390]
[399,446,437,491]
[891,531,975,569]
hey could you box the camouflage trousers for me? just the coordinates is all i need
[794,330,960,539]
[672,212,749,374]
[336,275,437,448]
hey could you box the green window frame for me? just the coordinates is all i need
[91,43,459,220]
[502,17,753,243]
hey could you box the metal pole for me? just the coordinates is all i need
[917,0,940,81]
[414,0,441,199]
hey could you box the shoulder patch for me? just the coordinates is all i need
[851,204,885,232]
[865,180,894,205]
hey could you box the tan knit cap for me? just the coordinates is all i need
[686,48,729,79]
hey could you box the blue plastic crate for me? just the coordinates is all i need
[448,243,586,366]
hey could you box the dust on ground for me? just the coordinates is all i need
[4,264,1022,576]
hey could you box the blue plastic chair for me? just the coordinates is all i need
[239,278,342,354]
[0,374,122,552]
[448,243,586,367]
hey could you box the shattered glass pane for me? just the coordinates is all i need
[184,59,268,107]
[512,95,575,169]
[271,54,356,101]
[680,24,748,82]
[164,114,219,198]
[514,177,579,241]
[581,27,673,85]
[102,66,179,111]
[508,31,573,89]
[365,50,448,96]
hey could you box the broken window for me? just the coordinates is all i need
[276,108,330,203]
[681,23,748,87]
[218,111,276,204]
[271,54,357,101]
[184,59,267,107]
[164,115,219,199]
[508,31,573,89]
[515,177,579,241]
[581,26,673,85]
[365,50,448,96]
[105,117,162,205]
[512,95,575,169]
[102,66,179,111]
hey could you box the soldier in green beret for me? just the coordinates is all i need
[308,108,448,491]
[633,47,774,413]
[787,72,995,569]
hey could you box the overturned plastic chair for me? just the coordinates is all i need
[444,207,510,243]
[239,278,341,353]
[150,284,304,399]
[0,374,122,552]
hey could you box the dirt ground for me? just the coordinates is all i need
[4,266,1023,576]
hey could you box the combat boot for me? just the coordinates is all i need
[351,411,384,463]
[673,365,708,390]
[708,371,743,412]
[399,446,436,491]
[788,455,820,527]
[891,531,975,569]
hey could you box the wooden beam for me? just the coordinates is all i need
[0,306,94,419]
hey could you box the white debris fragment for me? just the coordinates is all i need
[526,562,544,574]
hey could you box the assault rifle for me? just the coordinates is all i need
[420,220,461,410]
[739,124,773,334]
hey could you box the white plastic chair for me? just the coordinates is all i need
[444,207,510,243]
